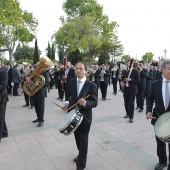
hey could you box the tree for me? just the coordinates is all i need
[46,42,52,59]
[52,0,123,64]
[121,55,130,63]
[51,44,55,61]
[0,0,38,65]
[13,44,41,61]
[142,52,154,63]
[33,38,39,64]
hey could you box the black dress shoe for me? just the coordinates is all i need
[135,107,139,110]
[138,109,143,112]
[57,97,60,100]
[32,118,39,123]
[73,156,78,162]
[60,99,63,101]
[155,163,167,170]
[2,134,8,138]
[23,104,29,107]
[124,115,129,118]
[129,119,133,123]
[38,122,43,127]
[30,106,34,109]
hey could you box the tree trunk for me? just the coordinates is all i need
[9,49,14,66]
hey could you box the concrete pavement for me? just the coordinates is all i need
[0,84,162,170]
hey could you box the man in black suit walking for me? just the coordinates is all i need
[61,61,76,101]
[0,62,8,141]
[100,64,110,100]
[146,60,170,170]
[121,59,140,123]
[26,64,49,127]
[62,61,98,170]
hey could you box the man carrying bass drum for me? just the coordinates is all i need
[146,60,170,170]
[62,61,98,170]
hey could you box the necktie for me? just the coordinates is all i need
[165,81,170,110]
[77,80,81,96]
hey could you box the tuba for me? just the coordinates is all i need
[23,56,54,96]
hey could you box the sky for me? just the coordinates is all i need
[17,0,170,61]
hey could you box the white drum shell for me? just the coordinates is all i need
[154,112,170,143]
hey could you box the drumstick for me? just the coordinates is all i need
[150,117,157,119]
[65,94,91,112]
[51,101,63,109]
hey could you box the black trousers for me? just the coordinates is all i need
[123,87,136,119]
[100,81,108,99]
[155,136,170,165]
[33,95,45,122]
[58,79,64,99]
[64,82,68,101]
[138,87,145,109]
[74,124,90,169]
[0,102,8,140]
[24,92,34,106]
[7,80,12,94]
[112,78,118,94]
[13,83,20,96]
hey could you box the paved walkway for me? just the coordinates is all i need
[0,85,162,170]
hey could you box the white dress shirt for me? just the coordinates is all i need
[162,76,170,109]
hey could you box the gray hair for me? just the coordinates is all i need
[161,60,170,69]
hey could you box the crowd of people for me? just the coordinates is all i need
[1,58,170,170]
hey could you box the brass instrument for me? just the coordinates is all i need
[23,56,54,96]
[101,70,106,77]
[86,69,93,80]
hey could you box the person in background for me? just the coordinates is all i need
[0,61,8,141]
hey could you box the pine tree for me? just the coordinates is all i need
[47,42,52,59]
[51,44,55,60]
[33,38,39,64]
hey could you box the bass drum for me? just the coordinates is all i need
[59,109,83,136]
[154,112,170,143]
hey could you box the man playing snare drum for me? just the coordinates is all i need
[62,61,98,170]
[146,60,170,170]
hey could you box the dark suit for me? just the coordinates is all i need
[0,68,8,140]
[122,69,140,119]
[90,69,101,89]
[61,67,76,101]
[33,71,49,122]
[147,79,170,167]
[67,78,98,169]
[111,69,119,94]
[137,69,147,110]
[100,70,110,99]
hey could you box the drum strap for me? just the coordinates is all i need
[77,81,93,123]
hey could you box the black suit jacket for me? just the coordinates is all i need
[103,70,110,85]
[146,79,167,125]
[122,69,140,91]
[0,68,8,103]
[67,78,98,126]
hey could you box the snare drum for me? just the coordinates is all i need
[59,109,83,135]
[154,112,170,143]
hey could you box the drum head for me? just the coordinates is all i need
[59,109,76,130]
[155,112,170,138]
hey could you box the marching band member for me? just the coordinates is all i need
[62,61,98,170]
[100,64,110,100]
[121,59,139,123]
[146,60,170,170]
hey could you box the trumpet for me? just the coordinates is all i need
[101,70,106,77]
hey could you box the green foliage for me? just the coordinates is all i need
[13,44,36,61]
[51,44,55,60]
[15,59,33,65]
[0,0,38,64]
[121,55,130,63]
[53,0,123,65]
[33,38,39,64]
[142,52,154,62]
